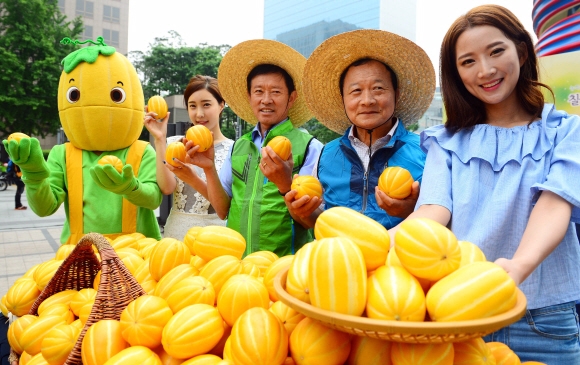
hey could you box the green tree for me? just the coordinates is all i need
[0,0,83,140]
[303,119,341,144]
[129,31,230,100]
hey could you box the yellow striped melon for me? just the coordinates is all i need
[33,259,64,291]
[267,136,292,161]
[190,255,207,272]
[426,261,517,322]
[23,263,42,279]
[115,247,142,259]
[7,314,37,354]
[120,295,173,348]
[242,251,278,276]
[241,260,260,278]
[111,235,139,251]
[166,276,215,313]
[223,337,232,362]
[154,264,198,299]
[70,288,96,316]
[308,237,367,316]
[183,226,202,255]
[161,304,224,359]
[20,315,67,356]
[79,301,95,325]
[0,295,8,317]
[285,241,316,303]
[367,265,425,321]
[54,244,75,260]
[263,255,294,302]
[459,241,487,267]
[153,345,185,365]
[394,218,461,281]
[141,244,156,260]
[26,353,49,365]
[134,259,152,284]
[486,342,521,365]
[148,95,168,119]
[378,166,414,199]
[138,238,157,251]
[193,226,246,262]
[181,354,223,364]
[314,206,390,271]
[5,279,41,317]
[37,290,77,316]
[207,321,231,358]
[70,319,83,330]
[346,336,392,365]
[103,346,162,365]
[199,255,244,297]
[40,323,80,365]
[269,301,305,336]
[130,232,146,240]
[38,303,75,324]
[384,246,432,293]
[230,307,288,365]
[289,317,351,365]
[120,254,145,275]
[81,320,128,365]
[217,274,269,326]
[453,337,495,364]
[391,342,454,365]
[20,351,34,365]
[149,238,192,281]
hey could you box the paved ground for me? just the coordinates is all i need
[0,184,65,297]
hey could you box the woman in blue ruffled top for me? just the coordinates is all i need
[394,4,580,363]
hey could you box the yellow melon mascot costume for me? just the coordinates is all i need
[2,37,162,244]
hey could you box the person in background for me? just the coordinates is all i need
[7,159,26,210]
[185,39,323,257]
[285,29,434,230]
[391,5,580,363]
[144,75,233,241]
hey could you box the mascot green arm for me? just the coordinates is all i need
[3,138,50,182]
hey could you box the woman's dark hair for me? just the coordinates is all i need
[246,64,295,94]
[339,58,398,96]
[440,4,551,132]
[183,75,225,108]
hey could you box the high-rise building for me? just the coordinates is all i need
[264,0,417,57]
[57,0,129,55]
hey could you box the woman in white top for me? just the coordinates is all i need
[144,75,233,240]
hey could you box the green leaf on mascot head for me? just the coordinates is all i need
[60,36,116,73]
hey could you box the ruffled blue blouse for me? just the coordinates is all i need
[417,104,580,309]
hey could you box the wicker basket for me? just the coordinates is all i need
[8,232,146,365]
[274,267,527,343]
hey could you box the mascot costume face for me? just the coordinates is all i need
[3,37,162,244]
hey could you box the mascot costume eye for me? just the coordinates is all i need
[3,37,163,244]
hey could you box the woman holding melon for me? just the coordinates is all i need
[143,75,233,240]
[285,29,433,230]
[395,5,580,363]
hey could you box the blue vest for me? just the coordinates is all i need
[317,122,426,229]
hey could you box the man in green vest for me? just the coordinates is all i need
[185,40,323,257]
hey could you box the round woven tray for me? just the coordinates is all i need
[274,267,527,343]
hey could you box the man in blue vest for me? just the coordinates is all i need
[285,29,435,230]
[185,39,323,256]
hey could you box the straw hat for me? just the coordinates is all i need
[218,39,313,127]
[303,29,436,134]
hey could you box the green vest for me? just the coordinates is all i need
[228,119,314,257]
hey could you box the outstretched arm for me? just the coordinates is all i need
[3,139,64,216]
[495,190,572,285]
[143,110,176,195]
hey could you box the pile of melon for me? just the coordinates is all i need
[1,207,540,365]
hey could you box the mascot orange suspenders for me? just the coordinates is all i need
[3,37,162,244]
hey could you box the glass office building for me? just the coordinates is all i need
[264,0,417,57]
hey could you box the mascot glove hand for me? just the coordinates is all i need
[2,138,50,182]
[90,164,138,196]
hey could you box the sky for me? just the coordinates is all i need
[127,0,536,85]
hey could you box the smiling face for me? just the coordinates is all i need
[57,52,144,151]
[341,60,398,139]
[187,88,224,135]
[455,25,525,112]
[248,72,297,129]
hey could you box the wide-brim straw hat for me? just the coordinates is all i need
[218,39,313,127]
[303,29,436,134]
